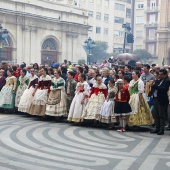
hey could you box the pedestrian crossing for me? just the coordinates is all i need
[0,115,169,170]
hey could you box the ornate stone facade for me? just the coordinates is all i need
[0,0,89,65]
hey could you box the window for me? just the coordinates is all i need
[42,38,57,50]
[96,12,101,20]
[104,14,109,22]
[115,3,125,11]
[96,27,101,34]
[126,8,131,18]
[137,4,144,9]
[148,44,155,55]
[115,17,124,24]
[149,29,156,39]
[150,0,156,10]
[104,0,109,6]
[104,28,108,35]
[127,0,131,4]
[88,11,93,17]
[136,16,144,24]
[88,26,93,32]
[114,31,124,37]
[136,31,143,37]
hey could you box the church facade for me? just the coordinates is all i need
[0,0,89,65]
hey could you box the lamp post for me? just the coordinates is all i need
[84,37,96,65]
[0,24,9,55]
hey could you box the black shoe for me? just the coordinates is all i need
[157,131,164,135]
[150,129,160,134]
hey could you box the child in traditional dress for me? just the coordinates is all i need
[66,71,77,113]
[100,79,116,129]
[114,79,132,132]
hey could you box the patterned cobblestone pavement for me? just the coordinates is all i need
[0,113,169,170]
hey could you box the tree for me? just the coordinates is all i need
[90,41,109,63]
[133,49,152,62]
[78,59,86,65]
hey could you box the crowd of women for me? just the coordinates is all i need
[0,60,169,134]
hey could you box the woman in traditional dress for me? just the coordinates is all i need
[28,68,51,116]
[0,68,17,111]
[100,79,116,129]
[67,73,90,122]
[18,68,38,113]
[45,70,67,117]
[127,70,154,126]
[82,76,107,121]
[15,69,29,108]
[114,79,132,132]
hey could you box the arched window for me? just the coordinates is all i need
[42,38,57,50]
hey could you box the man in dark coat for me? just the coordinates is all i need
[150,69,170,135]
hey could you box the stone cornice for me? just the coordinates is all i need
[0,8,89,28]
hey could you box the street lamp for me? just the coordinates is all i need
[0,24,9,54]
[84,37,96,65]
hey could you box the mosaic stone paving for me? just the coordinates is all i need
[0,114,169,170]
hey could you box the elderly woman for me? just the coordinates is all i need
[102,68,110,87]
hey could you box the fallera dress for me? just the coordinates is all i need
[18,75,38,113]
[45,77,67,117]
[127,79,154,126]
[67,81,90,122]
[15,75,29,107]
[28,75,51,116]
[100,86,116,124]
[81,82,107,121]
[0,76,17,109]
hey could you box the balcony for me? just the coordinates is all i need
[145,6,159,13]
[145,37,158,43]
[145,22,158,28]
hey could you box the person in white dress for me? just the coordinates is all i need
[18,69,38,113]
[67,73,90,122]
[100,79,116,128]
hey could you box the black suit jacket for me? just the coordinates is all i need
[153,77,170,106]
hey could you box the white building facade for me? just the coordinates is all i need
[78,0,132,54]
[0,0,89,65]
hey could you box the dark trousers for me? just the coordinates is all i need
[154,98,167,131]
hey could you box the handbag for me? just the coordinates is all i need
[47,89,61,105]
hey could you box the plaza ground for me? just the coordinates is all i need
[0,113,169,170]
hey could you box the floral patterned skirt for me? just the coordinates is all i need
[81,93,105,121]
[127,94,154,126]
[18,87,34,113]
[0,86,15,109]
[15,85,28,107]
[100,99,116,124]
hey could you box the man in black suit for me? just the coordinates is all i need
[150,69,170,135]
